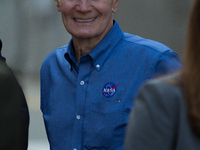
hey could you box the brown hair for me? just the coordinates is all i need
[181,0,200,137]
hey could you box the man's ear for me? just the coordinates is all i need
[112,0,120,13]
[55,0,61,12]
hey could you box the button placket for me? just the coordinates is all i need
[72,57,91,149]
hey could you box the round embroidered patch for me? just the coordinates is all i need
[102,82,119,98]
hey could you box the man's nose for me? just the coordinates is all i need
[76,0,93,12]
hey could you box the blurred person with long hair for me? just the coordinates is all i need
[124,0,200,149]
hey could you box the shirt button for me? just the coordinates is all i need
[80,81,85,85]
[96,64,100,69]
[76,115,81,120]
[73,148,77,150]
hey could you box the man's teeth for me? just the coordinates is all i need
[75,18,96,22]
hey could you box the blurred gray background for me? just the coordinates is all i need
[0,0,194,149]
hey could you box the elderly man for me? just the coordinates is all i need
[40,0,181,149]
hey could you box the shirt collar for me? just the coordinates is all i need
[65,40,78,68]
[65,20,124,71]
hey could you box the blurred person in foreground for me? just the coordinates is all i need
[40,0,182,149]
[124,0,200,149]
[0,39,29,150]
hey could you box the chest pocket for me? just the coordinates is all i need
[85,100,125,149]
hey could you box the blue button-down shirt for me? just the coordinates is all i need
[41,20,181,150]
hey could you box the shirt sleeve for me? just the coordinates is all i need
[124,80,179,150]
[153,50,182,76]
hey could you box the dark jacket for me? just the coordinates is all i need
[0,39,29,150]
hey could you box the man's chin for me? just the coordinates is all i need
[72,32,97,40]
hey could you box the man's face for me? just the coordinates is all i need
[55,0,120,39]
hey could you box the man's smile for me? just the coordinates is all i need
[74,17,97,23]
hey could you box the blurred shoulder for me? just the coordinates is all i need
[0,62,12,77]
[143,73,181,92]
[140,72,183,104]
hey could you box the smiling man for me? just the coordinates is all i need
[40,0,182,150]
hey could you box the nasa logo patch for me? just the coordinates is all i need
[102,82,120,98]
